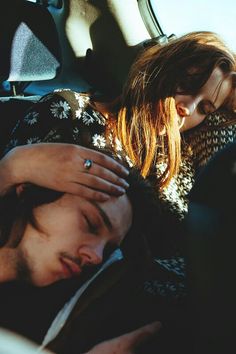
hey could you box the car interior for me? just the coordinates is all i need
[0,0,235,353]
[0,0,171,154]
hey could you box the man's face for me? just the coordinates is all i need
[14,193,132,286]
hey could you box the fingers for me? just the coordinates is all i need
[78,146,130,177]
[75,174,127,196]
[10,143,131,199]
[122,321,162,348]
[77,164,129,190]
[84,321,162,354]
[64,183,119,202]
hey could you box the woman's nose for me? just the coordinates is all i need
[176,99,197,117]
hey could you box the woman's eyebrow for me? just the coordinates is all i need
[91,202,113,231]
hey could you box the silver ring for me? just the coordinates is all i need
[83,159,93,170]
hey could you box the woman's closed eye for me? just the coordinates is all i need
[197,100,216,115]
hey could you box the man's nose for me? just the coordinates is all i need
[79,244,104,266]
[176,98,197,117]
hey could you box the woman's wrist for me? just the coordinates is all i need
[0,146,30,195]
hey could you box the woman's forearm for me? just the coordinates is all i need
[0,146,25,195]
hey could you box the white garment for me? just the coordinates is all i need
[0,328,52,354]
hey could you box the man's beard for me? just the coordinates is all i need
[15,249,33,284]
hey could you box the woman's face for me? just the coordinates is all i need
[175,67,232,132]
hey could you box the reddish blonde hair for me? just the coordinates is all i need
[94,31,236,189]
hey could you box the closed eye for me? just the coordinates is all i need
[83,214,99,235]
[197,101,216,115]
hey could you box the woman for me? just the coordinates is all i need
[1,30,235,192]
[1,31,236,268]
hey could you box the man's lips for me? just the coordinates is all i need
[60,257,82,278]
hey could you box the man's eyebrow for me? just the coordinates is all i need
[92,202,113,231]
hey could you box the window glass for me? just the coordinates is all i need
[150,0,236,51]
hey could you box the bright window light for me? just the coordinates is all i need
[150,0,236,52]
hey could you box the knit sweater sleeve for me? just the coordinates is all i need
[185,110,236,171]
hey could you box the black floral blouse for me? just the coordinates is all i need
[4,90,107,152]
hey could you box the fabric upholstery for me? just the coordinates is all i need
[0,0,61,82]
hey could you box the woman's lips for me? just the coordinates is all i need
[60,257,82,278]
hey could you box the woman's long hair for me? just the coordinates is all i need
[98,31,236,189]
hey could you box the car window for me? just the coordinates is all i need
[149,0,236,51]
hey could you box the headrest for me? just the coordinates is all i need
[0,0,61,82]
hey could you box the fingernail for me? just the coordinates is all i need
[150,321,162,331]
[100,194,110,201]
[122,167,129,176]
[120,179,129,188]
[117,187,126,194]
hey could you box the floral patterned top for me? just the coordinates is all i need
[4,90,108,153]
[4,89,236,299]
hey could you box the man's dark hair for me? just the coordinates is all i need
[122,167,161,262]
[0,184,63,247]
[0,165,161,262]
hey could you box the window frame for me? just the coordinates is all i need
[138,0,164,37]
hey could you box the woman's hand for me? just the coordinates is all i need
[84,321,162,354]
[0,143,130,201]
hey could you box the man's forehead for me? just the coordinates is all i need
[98,194,132,235]
[99,193,131,216]
[91,201,113,231]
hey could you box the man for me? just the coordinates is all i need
[0,92,170,353]
[0,154,162,353]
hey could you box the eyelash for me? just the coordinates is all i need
[197,102,208,115]
[197,101,215,116]
[84,215,98,234]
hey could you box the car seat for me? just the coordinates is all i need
[0,0,61,154]
[0,0,61,94]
